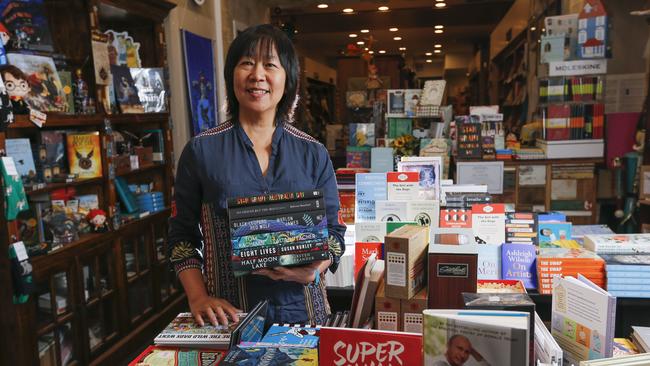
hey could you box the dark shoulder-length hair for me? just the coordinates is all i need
[224,24,300,123]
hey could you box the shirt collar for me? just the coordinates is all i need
[234,119,284,149]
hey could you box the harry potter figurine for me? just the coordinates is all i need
[0,65,30,114]
[73,68,89,114]
[87,209,109,233]
[0,22,9,65]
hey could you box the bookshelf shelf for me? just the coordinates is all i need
[9,114,105,129]
[116,163,166,177]
[25,177,104,196]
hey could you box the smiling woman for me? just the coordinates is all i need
[169,24,346,327]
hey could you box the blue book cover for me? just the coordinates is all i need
[607,277,650,285]
[5,138,36,178]
[370,147,394,173]
[601,255,650,272]
[606,271,650,278]
[115,177,138,213]
[501,243,537,289]
[349,123,375,147]
[258,325,320,348]
[477,244,501,280]
[536,212,567,222]
[607,283,650,291]
[221,346,318,365]
[355,173,387,222]
[538,222,572,245]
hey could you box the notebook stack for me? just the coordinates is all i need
[536,247,605,294]
[601,254,650,298]
[136,191,165,213]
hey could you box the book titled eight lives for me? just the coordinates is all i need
[227,190,330,274]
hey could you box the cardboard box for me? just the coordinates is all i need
[375,281,400,331]
[400,287,428,333]
[384,225,429,300]
[428,244,478,309]
[537,138,604,159]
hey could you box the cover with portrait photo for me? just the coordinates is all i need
[130,68,167,113]
[397,156,442,200]
[111,65,144,113]
[423,309,529,366]
[6,53,66,112]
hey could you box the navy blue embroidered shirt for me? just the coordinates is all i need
[169,120,345,324]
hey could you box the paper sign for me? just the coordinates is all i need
[549,59,607,76]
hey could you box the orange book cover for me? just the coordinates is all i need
[66,132,102,178]
[339,190,355,224]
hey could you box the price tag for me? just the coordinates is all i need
[29,109,47,127]
[12,241,28,261]
[1,157,19,176]
[130,155,139,170]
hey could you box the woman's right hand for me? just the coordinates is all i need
[188,295,242,327]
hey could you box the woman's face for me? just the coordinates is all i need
[233,44,286,119]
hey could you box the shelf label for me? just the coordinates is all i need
[549,59,607,76]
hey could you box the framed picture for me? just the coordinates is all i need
[387,89,405,115]
[181,30,217,136]
[456,161,504,194]
[640,165,650,200]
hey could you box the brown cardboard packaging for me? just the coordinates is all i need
[400,287,428,333]
[374,281,400,331]
[428,244,478,309]
[384,225,429,300]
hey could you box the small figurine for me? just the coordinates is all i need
[366,63,383,102]
[87,209,109,233]
[0,22,9,65]
[73,68,89,114]
[0,65,30,114]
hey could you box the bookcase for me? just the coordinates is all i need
[0,1,185,365]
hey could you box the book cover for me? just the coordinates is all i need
[228,198,324,221]
[114,176,138,213]
[128,345,224,366]
[471,204,506,245]
[221,346,318,366]
[477,244,501,280]
[339,190,355,225]
[349,123,375,147]
[142,129,165,162]
[375,200,408,222]
[5,138,36,178]
[230,210,326,238]
[76,194,99,215]
[440,209,472,228]
[601,254,650,271]
[506,212,537,245]
[534,312,564,366]
[346,146,371,168]
[6,53,65,112]
[111,64,144,113]
[231,227,328,251]
[371,147,394,173]
[355,222,387,243]
[350,252,385,327]
[228,191,323,208]
[407,200,440,228]
[319,327,422,366]
[387,171,419,201]
[584,234,650,254]
[354,242,382,278]
[397,157,442,200]
[538,221,572,245]
[130,68,167,112]
[257,324,320,348]
[423,309,529,366]
[355,173,387,222]
[551,275,616,364]
[66,132,102,178]
[501,243,537,289]
[387,118,413,138]
[154,312,240,349]
[39,131,67,172]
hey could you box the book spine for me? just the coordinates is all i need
[233,238,328,258]
[606,270,650,278]
[231,227,328,250]
[228,197,325,220]
[537,259,604,267]
[607,277,650,284]
[606,283,650,291]
[230,210,327,237]
[115,177,138,213]
[605,264,650,272]
[232,249,330,271]
[227,190,323,208]
[607,290,650,298]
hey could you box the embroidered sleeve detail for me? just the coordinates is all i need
[327,235,343,273]
[173,258,203,275]
[170,241,200,263]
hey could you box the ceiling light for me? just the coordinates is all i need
[434,29,444,34]
[434,49,441,53]
[530,26,536,31]
[399,47,406,51]
[317,3,328,8]
[389,27,398,32]
[357,41,364,45]
[369,50,374,54]
[360,29,370,33]
[343,8,354,13]
[425,52,433,56]
[378,6,389,11]
[434,44,442,48]
[426,59,433,63]
[364,47,369,51]
[435,2,446,8]
[435,25,444,29]
[393,36,402,41]
[349,33,358,38]
[379,50,386,54]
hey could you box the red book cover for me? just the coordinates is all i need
[339,190,355,225]
[355,242,383,278]
[319,327,423,366]
[440,209,472,228]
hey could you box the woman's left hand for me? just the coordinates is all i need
[253,259,331,285]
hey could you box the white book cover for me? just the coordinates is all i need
[397,157,442,200]
[407,200,440,228]
[477,244,501,280]
[423,309,529,366]
[387,172,420,201]
[421,80,446,106]
[534,312,563,366]
[584,234,650,254]
[472,204,506,245]
[355,222,387,243]
[551,275,616,365]
[376,200,408,222]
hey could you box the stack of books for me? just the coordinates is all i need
[584,234,650,255]
[227,191,330,274]
[496,149,513,160]
[601,254,650,298]
[536,247,605,294]
[630,326,650,353]
[513,147,545,160]
[136,191,164,213]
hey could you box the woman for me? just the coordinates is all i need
[168,24,346,327]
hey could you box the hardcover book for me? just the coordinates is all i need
[5,138,36,179]
[471,203,506,245]
[375,200,408,222]
[257,324,320,348]
[39,131,67,172]
[354,242,382,278]
[128,346,224,366]
[111,64,144,113]
[354,173,387,222]
[319,327,422,366]
[387,171,420,201]
[397,157,442,200]
[584,234,650,254]
[370,147,394,173]
[346,146,371,168]
[477,244,501,280]
[154,312,242,349]
[538,221,572,246]
[349,123,375,147]
[221,346,318,366]
[423,309,530,366]
[501,243,537,289]
[6,53,65,112]
[130,68,167,112]
[601,254,650,272]
[66,132,102,178]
